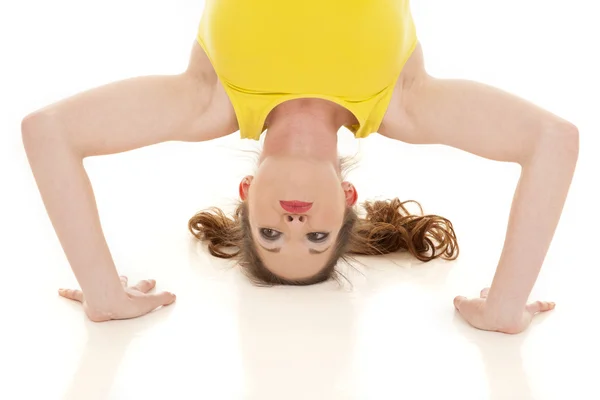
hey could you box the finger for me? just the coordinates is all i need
[120,276,128,287]
[453,296,467,311]
[131,279,156,293]
[137,291,177,315]
[526,300,556,315]
[58,288,84,303]
[480,288,490,299]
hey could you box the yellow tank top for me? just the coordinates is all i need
[197,0,417,140]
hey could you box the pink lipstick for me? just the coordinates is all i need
[280,200,313,214]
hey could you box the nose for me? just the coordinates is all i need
[285,214,306,225]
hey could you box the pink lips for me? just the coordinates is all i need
[280,200,313,214]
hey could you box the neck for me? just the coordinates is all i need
[261,99,345,163]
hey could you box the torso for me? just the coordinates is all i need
[192,42,427,139]
[186,1,427,140]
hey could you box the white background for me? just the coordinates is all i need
[1,1,598,399]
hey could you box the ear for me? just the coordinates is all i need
[341,181,358,207]
[239,176,253,201]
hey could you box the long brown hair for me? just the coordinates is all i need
[188,197,458,286]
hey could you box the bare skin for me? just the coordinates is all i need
[22,41,238,322]
[240,98,358,280]
[23,36,577,333]
[379,44,577,333]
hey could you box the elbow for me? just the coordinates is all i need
[21,111,69,157]
[524,120,579,167]
[553,121,580,162]
[22,111,47,152]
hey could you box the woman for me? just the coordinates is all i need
[22,0,578,334]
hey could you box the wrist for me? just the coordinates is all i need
[483,294,525,329]
[83,284,128,311]
[484,282,523,311]
[484,303,520,323]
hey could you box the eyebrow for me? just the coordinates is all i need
[259,245,331,255]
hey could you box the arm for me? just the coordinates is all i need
[22,43,236,321]
[381,47,579,332]
[482,125,578,326]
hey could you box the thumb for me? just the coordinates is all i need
[526,300,555,315]
[454,296,467,311]
[138,291,177,315]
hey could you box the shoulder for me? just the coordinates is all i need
[185,40,218,83]
[379,42,428,143]
[184,41,239,137]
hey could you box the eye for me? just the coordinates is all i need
[260,228,282,241]
[307,232,329,243]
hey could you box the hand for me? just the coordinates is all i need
[453,287,555,334]
[58,276,176,322]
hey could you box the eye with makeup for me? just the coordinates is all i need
[260,228,282,241]
[259,228,330,243]
[307,232,329,243]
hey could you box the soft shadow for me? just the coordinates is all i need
[350,252,455,293]
[452,313,534,400]
[233,276,359,400]
[61,305,174,400]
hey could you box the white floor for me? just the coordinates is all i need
[1,1,599,399]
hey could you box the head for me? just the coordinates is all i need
[189,159,460,286]
[189,99,458,285]
[237,154,359,283]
